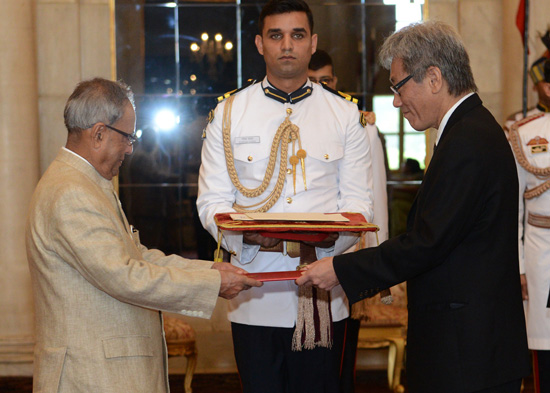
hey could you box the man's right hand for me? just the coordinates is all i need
[520,273,528,301]
[215,266,263,299]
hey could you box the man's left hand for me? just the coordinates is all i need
[295,256,340,291]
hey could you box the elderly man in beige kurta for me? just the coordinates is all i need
[26,78,260,393]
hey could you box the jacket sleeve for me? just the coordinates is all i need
[334,117,512,303]
[50,184,221,318]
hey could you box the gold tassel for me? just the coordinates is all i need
[292,286,332,351]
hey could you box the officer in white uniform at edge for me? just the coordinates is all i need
[507,51,550,393]
[196,0,374,392]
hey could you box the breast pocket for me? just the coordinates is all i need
[102,335,154,359]
[305,142,344,187]
[233,143,273,184]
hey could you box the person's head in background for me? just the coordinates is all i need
[530,56,550,109]
[308,49,338,89]
[529,29,550,109]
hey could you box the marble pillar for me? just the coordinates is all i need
[0,0,113,376]
[37,0,113,173]
[0,0,40,376]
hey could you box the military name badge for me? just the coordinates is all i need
[527,136,549,154]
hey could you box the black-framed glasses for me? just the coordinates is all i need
[105,124,137,146]
[390,74,413,95]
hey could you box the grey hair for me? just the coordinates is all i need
[379,20,477,96]
[64,77,135,133]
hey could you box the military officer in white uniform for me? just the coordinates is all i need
[197,0,373,392]
[504,48,550,131]
[508,54,550,393]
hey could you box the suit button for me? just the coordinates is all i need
[324,154,329,160]
[248,156,253,162]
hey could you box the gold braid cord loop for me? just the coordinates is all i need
[222,95,299,212]
[509,114,550,200]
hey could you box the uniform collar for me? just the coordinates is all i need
[261,78,313,104]
[537,102,550,112]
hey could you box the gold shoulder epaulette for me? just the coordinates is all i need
[512,113,545,132]
[216,79,258,103]
[319,83,358,104]
[506,107,537,121]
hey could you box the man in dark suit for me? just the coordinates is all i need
[297,21,531,393]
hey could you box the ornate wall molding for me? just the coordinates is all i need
[0,336,34,364]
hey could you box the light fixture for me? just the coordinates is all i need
[154,110,179,132]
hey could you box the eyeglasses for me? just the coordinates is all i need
[309,76,334,85]
[105,124,137,146]
[390,74,413,95]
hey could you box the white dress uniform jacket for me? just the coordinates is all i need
[509,113,550,349]
[364,125,388,246]
[26,148,221,393]
[197,78,374,328]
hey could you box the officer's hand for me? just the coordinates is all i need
[520,273,528,301]
[295,257,339,291]
[243,232,281,248]
[302,232,339,249]
[216,269,263,300]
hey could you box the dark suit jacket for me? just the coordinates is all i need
[334,94,530,393]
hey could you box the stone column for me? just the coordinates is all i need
[0,0,114,376]
[424,0,503,165]
[37,0,113,172]
[0,0,40,375]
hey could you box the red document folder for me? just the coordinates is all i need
[215,212,378,280]
[246,270,303,282]
[214,212,378,235]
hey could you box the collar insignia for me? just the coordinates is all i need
[262,82,312,104]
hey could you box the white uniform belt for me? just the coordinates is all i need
[527,212,550,228]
